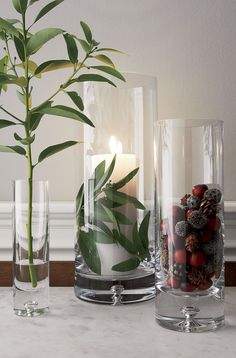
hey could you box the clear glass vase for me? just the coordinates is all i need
[13,180,49,317]
[155,119,224,332]
[74,73,157,304]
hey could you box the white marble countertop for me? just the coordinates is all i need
[0,287,236,358]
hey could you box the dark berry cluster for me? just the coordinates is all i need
[160,184,223,292]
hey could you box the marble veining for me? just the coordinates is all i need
[0,287,236,358]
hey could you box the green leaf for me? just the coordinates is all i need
[93,230,116,244]
[14,132,35,145]
[29,112,43,131]
[80,21,92,43]
[78,39,90,54]
[94,155,116,192]
[34,0,64,24]
[112,210,132,225]
[66,91,84,111]
[112,257,140,272]
[93,219,112,237]
[64,33,78,64]
[12,0,28,14]
[105,189,145,210]
[16,60,41,77]
[90,66,125,82]
[93,160,106,185]
[94,54,115,68]
[26,28,64,55]
[34,59,73,75]
[78,229,101,275]
[132,221,146,258]
[37,105,94,127]
[0,73,26,87]
[139,211,151,252]
[0,144,26,155]
[29,0,40,5]
[0,56,8,94]
[113,229,137,254]
[96,47,125,54]
[0,17,19,37]
[73,73,116,87]
[14,36,25,61]
[113,167,139,191]
[38,140,78,163]
[101,205,120,233]
[0,119,16,129]
[76,183,84,227]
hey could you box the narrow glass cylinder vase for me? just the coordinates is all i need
[13,180,49,317]
[75,73,157,304]
[155,119,224,332]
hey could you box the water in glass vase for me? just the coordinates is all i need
[13,259,49,317]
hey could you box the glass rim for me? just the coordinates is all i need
[13,179,49,185]
[155,118,223,127]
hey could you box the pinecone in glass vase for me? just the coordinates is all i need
[185,232,199,252]
[199,199,219,217]
[187,268,205,286]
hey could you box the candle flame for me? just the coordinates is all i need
[109,136,123,154]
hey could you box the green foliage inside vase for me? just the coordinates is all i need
[0,0,125,287]
[76,156,151,275]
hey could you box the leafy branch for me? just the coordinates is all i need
[76,156,151,274]
[0,0,125,287]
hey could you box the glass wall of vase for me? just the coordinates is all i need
[155,119,224,332]
[74,73,157,304]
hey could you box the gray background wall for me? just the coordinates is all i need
[0,0,236,201]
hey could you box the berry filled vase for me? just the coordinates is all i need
[74,73,157,304]
[155,119,224,332]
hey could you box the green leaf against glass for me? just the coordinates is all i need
[90,66,125,81]
[72,74,116,87]
[14,36,25,61]
[113,229,137,254]
[97,197,122,209]
[132,221,146,258]
[112,167,139,191]
[12,0,28,14]
[94,54,115,68]
[93,160,106,186]
[0,119,16,129]
[104,189,145,210]
[14,132,35,145]
[37,105,94,127]
[0,17,19,37]
[112,210,132,225]
[26,28,64,55]
[93,219,113,237]
[93,230,116,244]
[80,21,92,43]
[94,202,130,225]
[0,144,26,155]
[139,211,151,252]
[77,39,90,54]
[38,140,78,163]
[66,91,84,111]
[78,229,101,275]
[76,183,84,220]
[101,204,120,233]
[112,257,140,272]
[64,33,78,64]
[94,155,116,192]
[34,59,73,76]
[34,0,64,24]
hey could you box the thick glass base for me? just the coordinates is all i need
[14,306,49,317]
[155,286,224,332]
[75,271,155,305]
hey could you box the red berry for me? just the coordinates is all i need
[207,217,221,232]
[181,283,196,292]
[167,277,181,289]
[198,280,212,290]
[174,249,187,264]
[201,228,213,243]
[190,251,206,267]
[192,184,208,197]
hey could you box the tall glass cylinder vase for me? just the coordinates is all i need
[155,119,224,332]
[75,73,157,304]
[13,180,49,317]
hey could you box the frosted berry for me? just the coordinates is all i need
[192,184,208,197]
[204,188,222,203]
[175,221,191,237]
[166,276,181,289]
[174,249,188,264]
[189,251,206,267]
[187,210,207,229]
[187,195,201,209]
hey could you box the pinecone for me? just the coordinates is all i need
[200,199,218,217]
[187,268,205,286]
[180,194,191,207]
[172,263,187,281]
[161,248,169,268]
[185,233,199,252]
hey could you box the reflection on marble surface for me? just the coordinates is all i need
[0,288,236,358]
